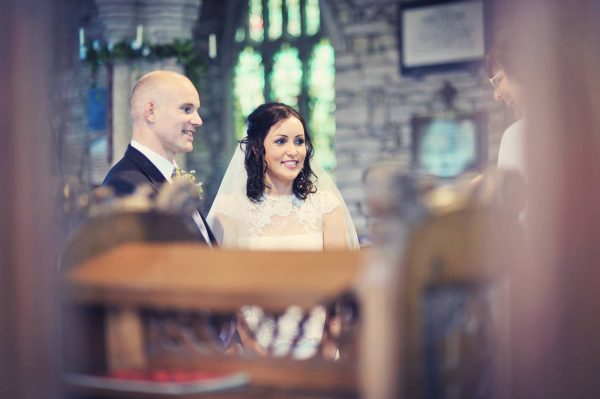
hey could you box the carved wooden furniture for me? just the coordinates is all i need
[361,170,527,399]
[61,241,364,399]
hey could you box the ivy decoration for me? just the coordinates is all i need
[82,38,206,85]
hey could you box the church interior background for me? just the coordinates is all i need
[4,0,600,398]
[55,0,514,239]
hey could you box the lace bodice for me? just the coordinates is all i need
[212,190,340,250]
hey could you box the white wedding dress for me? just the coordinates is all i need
[207,143,359,358]
[210,190,342,358]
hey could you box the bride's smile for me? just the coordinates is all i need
[282,160,299,168]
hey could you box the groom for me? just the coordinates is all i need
[103,70,217,246]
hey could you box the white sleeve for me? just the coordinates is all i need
[313,190,341,214]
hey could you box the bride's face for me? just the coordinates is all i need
[263,116,307,188]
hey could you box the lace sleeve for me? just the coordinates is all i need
[312,190,340,214]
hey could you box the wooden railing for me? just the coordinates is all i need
[61,242,365,398]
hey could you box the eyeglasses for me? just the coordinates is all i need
[489,71,504,89]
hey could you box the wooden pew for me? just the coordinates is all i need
[61,242,364,398]
[361,170,527,399]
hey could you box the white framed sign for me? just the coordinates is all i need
[399,0,487,74]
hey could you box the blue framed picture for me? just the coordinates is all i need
[87,87,107,131]
[411,112,487,178]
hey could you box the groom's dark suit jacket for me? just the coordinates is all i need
[103,145,217,246]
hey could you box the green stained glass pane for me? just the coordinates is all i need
[235,27,246,43]
[249,0,264,42]
[308,39,336,170]
[286,0,301,37]
[268,0,283,40]
[233,47,265,139]
[305,0,320,35]
[270,46,302,108]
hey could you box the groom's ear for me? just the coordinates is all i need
[144,101,156,123]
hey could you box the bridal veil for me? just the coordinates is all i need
[207,142,360,249]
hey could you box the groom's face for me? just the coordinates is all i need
[152,78,202,159]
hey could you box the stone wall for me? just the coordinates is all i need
[326,0,512,235]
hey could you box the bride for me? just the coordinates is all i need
[207,103,359,358]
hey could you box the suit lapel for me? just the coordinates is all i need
[124,145,218,246]
[124,145,166,192]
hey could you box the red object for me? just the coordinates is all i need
[64,368,249,394]
[108,369,228,383]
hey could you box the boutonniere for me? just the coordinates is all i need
[172,168,204,200]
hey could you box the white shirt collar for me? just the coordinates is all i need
[131,140,176,181]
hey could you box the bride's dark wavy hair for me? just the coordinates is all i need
[240,103,316,203]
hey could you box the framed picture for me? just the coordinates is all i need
[411,112,487,178]
[398,0,489,75]
[87,87,108,131]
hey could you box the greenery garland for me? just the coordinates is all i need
[82,38,206,85]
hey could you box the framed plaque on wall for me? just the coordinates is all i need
[398,0,490,75]
[411,112,487,178]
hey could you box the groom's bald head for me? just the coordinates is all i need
[129,70,196,119]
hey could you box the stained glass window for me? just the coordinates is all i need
[233,0,335,169]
